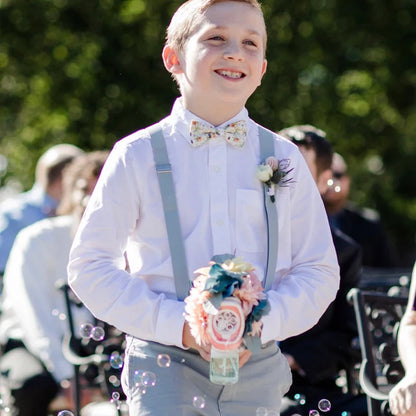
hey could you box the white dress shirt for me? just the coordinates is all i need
[68,98,339,349]
[0,215,93,382]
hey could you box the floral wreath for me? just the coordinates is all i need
[184,254,270,353]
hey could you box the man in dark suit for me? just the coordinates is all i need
[323,152,398,269]
[278,125,367,416]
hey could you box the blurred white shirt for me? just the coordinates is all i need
[0,215,93,382]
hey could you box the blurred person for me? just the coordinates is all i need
[0,151,108,416]
[323,152,398,269]
[0,144,84,277]
[278,125,367,416]
[389,261,416,416]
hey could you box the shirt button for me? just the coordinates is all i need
[212,165,220,173]
[216,219,224,226]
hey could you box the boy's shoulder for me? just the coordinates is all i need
[116,119,168,148]
[254,122,300,151]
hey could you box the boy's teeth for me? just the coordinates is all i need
[218,70,242,78]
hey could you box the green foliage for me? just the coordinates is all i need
[1,0,415,264]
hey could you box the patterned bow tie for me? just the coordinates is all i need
[189,120,247,148]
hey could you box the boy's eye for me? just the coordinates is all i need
[209,35,224,41]
[243,39,257,47]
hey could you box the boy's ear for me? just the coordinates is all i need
[258,59,268,86]
[162,45,183,75]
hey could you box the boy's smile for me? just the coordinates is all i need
[163,1,267,126]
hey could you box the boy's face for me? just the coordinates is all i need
[163,1,267,120]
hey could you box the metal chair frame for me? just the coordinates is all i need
[59,282,126,416]
[348,288,407,416]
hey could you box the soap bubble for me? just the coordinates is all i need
[141,371,156,387]
[318,399,331,412]
[79,323,93,338]
[57,411,74,416]
[309,410,320,416]
[109,374,121,387]
[193,396,206,409]
[90,326,105,341]
[133,370,144,387]
[157,353,171,368]
[109,351,124,369]
[294,393,306,405]
[132,369,156,393]
[111,392,121,410]
[255,407,268,416]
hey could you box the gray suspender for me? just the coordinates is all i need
[149,124,278,300]
[258,125,279,292]
[149,124,191,301]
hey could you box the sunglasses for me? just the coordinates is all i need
[332,172,346,180]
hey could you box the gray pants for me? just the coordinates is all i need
[121,337,292,416]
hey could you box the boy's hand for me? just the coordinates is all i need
[182,321,252,367]
[182,321,211,361]
[238,348,252,368]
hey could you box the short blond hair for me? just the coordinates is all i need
[166,0,267,52]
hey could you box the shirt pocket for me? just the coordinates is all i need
[235,189,266,253]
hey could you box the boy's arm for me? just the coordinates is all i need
[68,138,186,348]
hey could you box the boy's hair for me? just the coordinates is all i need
[279,125,333,175]
[166,0,266,52]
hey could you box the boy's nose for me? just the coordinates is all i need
[223,42,244,61]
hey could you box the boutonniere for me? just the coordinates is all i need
[256,157,294,203]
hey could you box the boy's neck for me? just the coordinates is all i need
[182,97,245,127]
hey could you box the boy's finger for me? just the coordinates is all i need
[238,349,252,368]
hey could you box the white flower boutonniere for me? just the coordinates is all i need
[256,157,294,203]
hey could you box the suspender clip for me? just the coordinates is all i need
[156,163,172,174]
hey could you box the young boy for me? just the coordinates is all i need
[68,1,340,415]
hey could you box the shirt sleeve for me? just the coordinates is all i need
[260,148,340,344]
[68,138,186,348]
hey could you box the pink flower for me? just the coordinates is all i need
[265,156,278,171]
[233,272,265,316]
[184,284,211,346]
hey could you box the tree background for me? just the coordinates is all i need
[0,0,415,266]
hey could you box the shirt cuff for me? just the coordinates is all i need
[260,305,280,344]
[155,298,186,348]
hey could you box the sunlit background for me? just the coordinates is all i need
[0,0,415,265]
